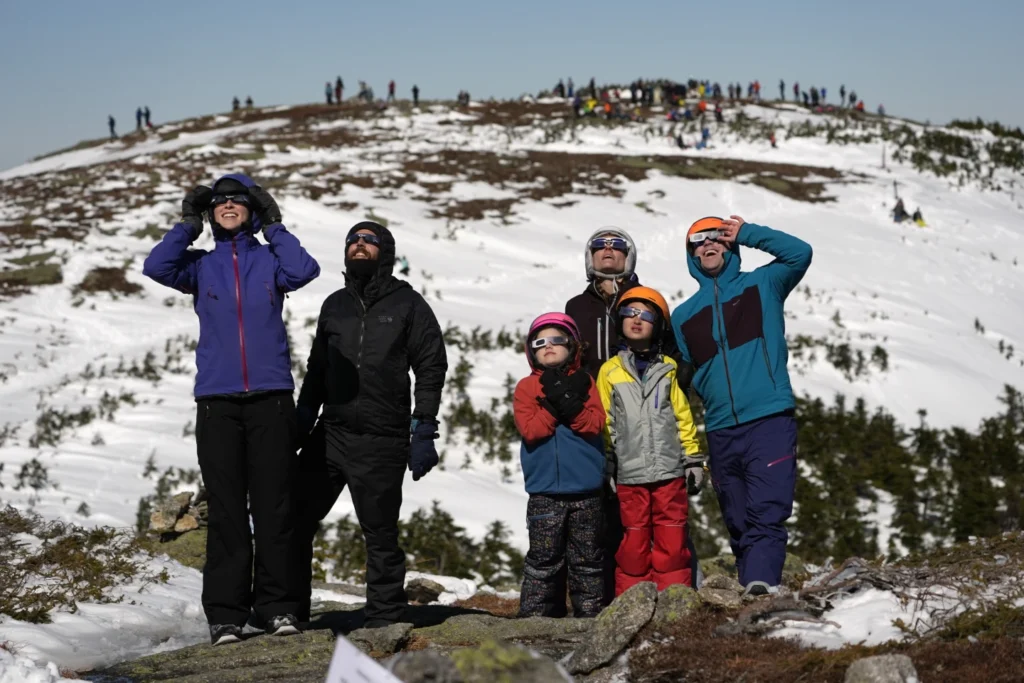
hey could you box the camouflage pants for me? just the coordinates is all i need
[518,493,605,618]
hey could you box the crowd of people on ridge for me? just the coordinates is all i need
[142,171,813,644]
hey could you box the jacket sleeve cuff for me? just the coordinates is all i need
[262,222,285,239]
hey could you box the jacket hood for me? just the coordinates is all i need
[344,222,407,303]
[687,240,741,286]
[211,173,261,239]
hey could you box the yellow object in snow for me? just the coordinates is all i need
[915,218,928,227]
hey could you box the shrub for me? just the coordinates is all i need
[0,506,167,623]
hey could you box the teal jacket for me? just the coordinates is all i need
[670,223,812,433]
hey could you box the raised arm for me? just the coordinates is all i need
[265,223,320,292]
[737,222,813,298]
[142,186,211,294]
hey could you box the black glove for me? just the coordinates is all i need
[540,369,586,421]
[409,419,440,481]
[182,185,213,234]
[248,185,282,227]
[295,404,317,451]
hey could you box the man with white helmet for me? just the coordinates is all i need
[565,227,700,599]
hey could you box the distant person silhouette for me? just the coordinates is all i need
[144,106,152,128]
[412,84,420,107]
[108,115,117,139]
[245,95,253,109]
[136,107,143,131]
[335,76,343,105]
[325,82,333,105]
[232,96,240,111]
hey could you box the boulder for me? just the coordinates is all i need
[698,586,742,609]
[450,639,571,683]
[651,584,701,627]
[702,574,743,593]
[173,514,199,533]
[172,491,194,509]
[413,613,592,660]
[347,622,413,655]
[563,581,658,675]
[149,509,178,533]
[386,649,462,682]
[844,654,920,683]
[407,577,447,604]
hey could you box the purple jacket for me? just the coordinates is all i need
[142,174,320,399]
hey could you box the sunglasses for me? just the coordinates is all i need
[688,229,723,246]
[590,237,629,253]
[530,335,571,349]
[346,233,381,246]
[619,307,658,324]
[210,194,251,207]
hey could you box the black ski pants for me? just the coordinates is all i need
[196,392,299,627]
[294,423,409,625]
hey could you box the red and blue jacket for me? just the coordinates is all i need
[513,364,606,495]
[142,174,320,399]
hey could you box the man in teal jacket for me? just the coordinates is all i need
[670,215,812,595]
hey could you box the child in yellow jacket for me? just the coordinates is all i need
[596,287,707,594]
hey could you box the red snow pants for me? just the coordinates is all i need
[614,477,691,595]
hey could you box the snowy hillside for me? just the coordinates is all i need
[0,98,1022,564]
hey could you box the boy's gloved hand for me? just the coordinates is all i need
[409,419,440,481]
[182,185,213,235]
[248,185,283,227]
[683,455,709,495]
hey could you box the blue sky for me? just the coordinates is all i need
[1,0,1020,171]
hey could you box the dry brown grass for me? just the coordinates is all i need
[628,604,1024,683]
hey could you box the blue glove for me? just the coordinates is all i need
[409,419,440,481]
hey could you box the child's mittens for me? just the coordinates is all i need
[539,369,586,420]
[682,455,709,495]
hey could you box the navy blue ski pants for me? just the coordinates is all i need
[706,413,797,587]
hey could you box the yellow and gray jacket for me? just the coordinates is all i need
[596,350,701,485]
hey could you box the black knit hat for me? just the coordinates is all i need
[347,220,384,239]
[212,177,249,196]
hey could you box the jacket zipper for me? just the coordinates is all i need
[355,296,366,369]
[554,430,561,490]
[596,317,603,360]
[655,383,659,409]
[231,241,250,392]
[713,279,739,424]
[761,335,777,389]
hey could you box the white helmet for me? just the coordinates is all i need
[584,227,637,284]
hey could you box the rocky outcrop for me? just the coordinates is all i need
[844,654,920,683]
[406,577,446,604]
[563,582,657,675]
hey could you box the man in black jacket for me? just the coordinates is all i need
[564,227,700,600]
[293,221,448,628]
[566,228,691,386]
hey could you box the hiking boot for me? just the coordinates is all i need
[265,614,300,637]
[743,581,775,597]
[209,624,243,646]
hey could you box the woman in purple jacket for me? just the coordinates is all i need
[143,174,320,645]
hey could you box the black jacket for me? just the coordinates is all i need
[297,227,447,438]
[565,277,692,390]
